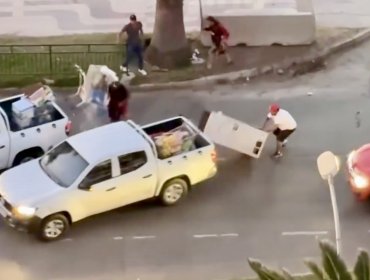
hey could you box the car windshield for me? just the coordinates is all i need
[39,141,89,188]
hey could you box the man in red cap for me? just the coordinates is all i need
[261,103,297,158]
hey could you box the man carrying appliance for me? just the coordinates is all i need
[261,103,297,158]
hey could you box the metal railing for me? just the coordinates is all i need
[0,44,124,76]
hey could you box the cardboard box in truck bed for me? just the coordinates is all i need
[199,111,269,158]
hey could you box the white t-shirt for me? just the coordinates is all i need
[267,109,297,130]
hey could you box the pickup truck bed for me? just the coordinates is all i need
[140,117,212,159]
[0,94,70,169]
[0,97,65,132]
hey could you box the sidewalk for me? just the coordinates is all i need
[131,27,370,90]
[1,27,370,93]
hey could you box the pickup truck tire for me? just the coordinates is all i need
[37,214,70,242]
[159,178,189,206]
[13,149,44,166]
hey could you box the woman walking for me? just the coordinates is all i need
[203,16,233,69]
[107,81,130,122]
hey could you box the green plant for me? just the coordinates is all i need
[248,240,370,280]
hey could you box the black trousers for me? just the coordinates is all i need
[273,128,296,142]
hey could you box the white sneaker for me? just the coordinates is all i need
[120,66,128,72]
[138,69,147,76]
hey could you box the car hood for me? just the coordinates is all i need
[0,160,62,206]
[353,144,370,175]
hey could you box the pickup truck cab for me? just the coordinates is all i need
[0,94,71,169]
[0,116,217,241]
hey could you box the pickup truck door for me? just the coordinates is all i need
[199,111,269,158]
[78,159,125,216]
[0,111,10,169]
[113,151,157,206]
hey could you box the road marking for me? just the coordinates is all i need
[113,236,124,240]
[219,233,239,237]
[193,233,240,239]
[132,235,156,240]
[61,238,73,242]
[193,234,219,239]
[281,231,328,236]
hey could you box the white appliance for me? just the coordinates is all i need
[199,111,269,158]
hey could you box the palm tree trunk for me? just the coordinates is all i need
[145,0,191,69]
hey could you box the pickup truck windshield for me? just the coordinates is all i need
[39,141,89,188]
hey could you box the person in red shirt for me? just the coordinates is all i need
[107,81,130,122]
[203,16,233,69]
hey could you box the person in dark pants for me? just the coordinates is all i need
[118,14,147,76]
[261,103,297,158]
[107,81,130,122]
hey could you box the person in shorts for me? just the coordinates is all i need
[261,103,297,158]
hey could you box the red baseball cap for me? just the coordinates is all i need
[269,103,280,113]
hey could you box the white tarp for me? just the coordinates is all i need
[199,111,269,158]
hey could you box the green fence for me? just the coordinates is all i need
[0,44,124,76]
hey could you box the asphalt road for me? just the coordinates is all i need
[2,41,370,280]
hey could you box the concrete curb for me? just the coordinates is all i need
[130,28,370,92]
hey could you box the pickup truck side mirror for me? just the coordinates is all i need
[79,181,92,191]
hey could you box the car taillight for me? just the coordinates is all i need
[211,150,217,163]
[65,121,72,135]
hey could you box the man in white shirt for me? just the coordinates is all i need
[261,103,297,158]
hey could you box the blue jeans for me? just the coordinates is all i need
[91,89,105,105]
[123,43,144,70]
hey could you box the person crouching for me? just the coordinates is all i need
[261,103,297,158]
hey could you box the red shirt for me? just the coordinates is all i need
[204,23,230,44]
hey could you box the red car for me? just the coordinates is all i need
[347,144,370,200]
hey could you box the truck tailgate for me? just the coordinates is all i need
[199,111,269,158]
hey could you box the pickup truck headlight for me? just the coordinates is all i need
[348,151,369,189]
[353,175,369,189]
[15,206,36,217]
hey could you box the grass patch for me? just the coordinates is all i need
[0,33,205,88]
[0,28,361,88]
[0,44,123,73]
[0,33,128,88]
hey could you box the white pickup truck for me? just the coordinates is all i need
[0,94,71,169]
[0,116,217,241]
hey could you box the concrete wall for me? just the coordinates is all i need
[200,0,316,47]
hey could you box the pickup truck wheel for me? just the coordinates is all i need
[13,150,43,166]
[18,156,36,164]
[160,178,188,206]
[37,214,70,242]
